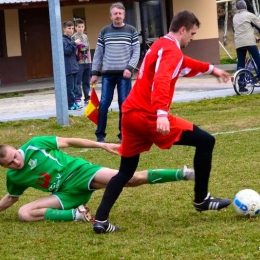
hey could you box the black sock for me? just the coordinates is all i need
[95,154,140,221]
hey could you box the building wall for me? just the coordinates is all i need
[173,0,220,64]
[84,4,111,48]
[0,3,113,84]
[61,0,220,63]
[60,4,111,52]
[2,4,113,59]
[82,1,220,65]
[4,9,21,57]
[173,0,218,40]
[0,1,221,84]
[0,9,26,84]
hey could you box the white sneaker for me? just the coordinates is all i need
[76,102,83,109]
[75,205,94,222]
[183,165,195,180]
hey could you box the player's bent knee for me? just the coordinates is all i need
[203,135,215,151]
[18,206,31,222]
[208,135,215,146]
[200,133,215,151]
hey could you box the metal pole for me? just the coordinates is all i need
[48,0,69,126]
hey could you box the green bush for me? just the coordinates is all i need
[220,57,237,64]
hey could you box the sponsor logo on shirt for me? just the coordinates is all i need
[35,173,62,191]
[48,174,62,192]
[28,159,37,169]
[35,172,51,188]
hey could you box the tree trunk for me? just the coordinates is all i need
[252,0,259,16]
[223,1,228,45]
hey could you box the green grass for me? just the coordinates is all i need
[0,92,23,99]
[220,57,237,64]
[1,95,260,259]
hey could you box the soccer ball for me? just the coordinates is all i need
[233,189,260,217]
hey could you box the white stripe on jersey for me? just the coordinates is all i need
[26,145,63,166]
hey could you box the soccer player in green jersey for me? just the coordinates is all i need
[0,136,194,223]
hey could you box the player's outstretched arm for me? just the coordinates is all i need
[0,194,19,212]
[57,137,119,155]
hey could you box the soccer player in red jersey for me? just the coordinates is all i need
[93,10,231,234]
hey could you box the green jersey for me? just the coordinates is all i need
[6,136,97,196]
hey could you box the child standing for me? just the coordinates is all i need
[62,21,82,110]
[72,18,92,106]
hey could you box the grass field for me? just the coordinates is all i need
[219,29,237,63]
[1,94,260,259]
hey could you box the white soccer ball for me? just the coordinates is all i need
[233,189,260,217]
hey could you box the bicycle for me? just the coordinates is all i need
[232,21,260,96]
[232,51,260,95]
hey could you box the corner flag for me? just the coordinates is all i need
[84,84,99,125]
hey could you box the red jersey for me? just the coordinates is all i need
[122,35,214,115]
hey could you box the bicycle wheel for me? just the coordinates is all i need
[233,69,255,95]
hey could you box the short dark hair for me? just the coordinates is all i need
[74,18,85,27]
[63,21,74,28]
[169,10,200,33]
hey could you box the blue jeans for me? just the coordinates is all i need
[75,63,91,101]
[236,45,260,74]
[95,74,132,140]
[66,73,77,107]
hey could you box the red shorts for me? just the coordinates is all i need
[118,111,193,157]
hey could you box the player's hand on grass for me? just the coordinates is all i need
[157,116,170,135]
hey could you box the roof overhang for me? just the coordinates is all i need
[0,0,47,3]
[0,0,90,3]
[0,0,92,8]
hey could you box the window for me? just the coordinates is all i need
[141,0,163,39]
[124,3,136,27]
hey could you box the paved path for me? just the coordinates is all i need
[0,74,244,122]
[1,66,259,123]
